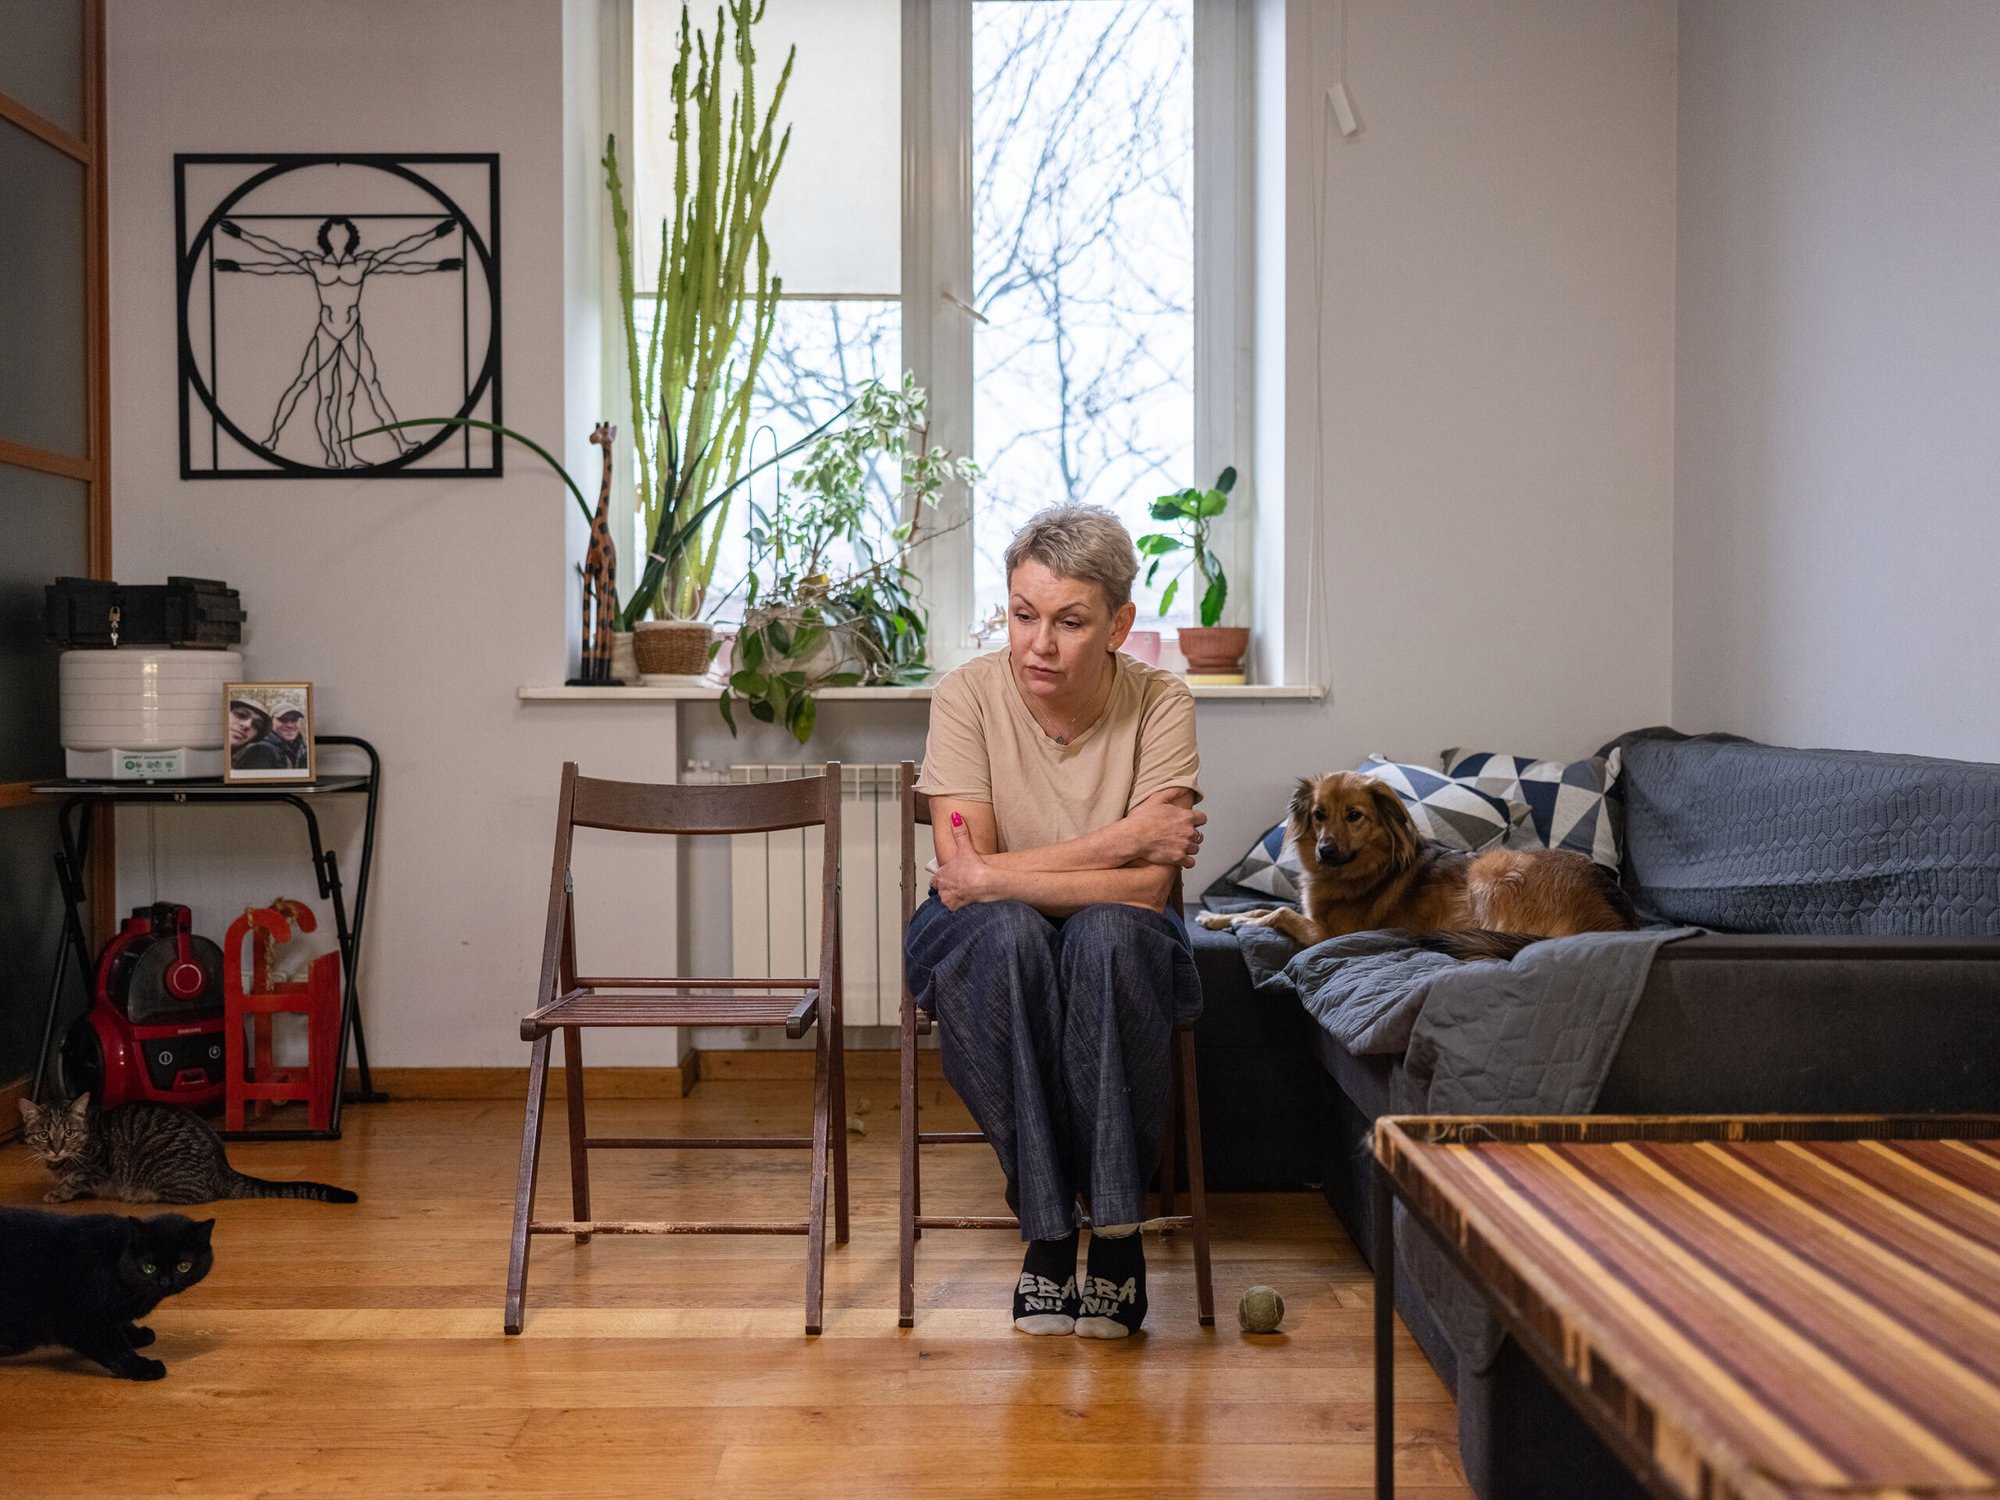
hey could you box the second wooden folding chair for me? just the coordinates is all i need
[504,761,849,1335]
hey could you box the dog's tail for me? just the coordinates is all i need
[1594,862,1641,929]
[1413,930,1542,962]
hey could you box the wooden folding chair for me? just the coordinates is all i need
[894,761,1214,1328]
[505,762,849,1336]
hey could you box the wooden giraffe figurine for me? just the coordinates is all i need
[583,422,619,682]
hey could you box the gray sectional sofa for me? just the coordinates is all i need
[1189,728,2000,1500]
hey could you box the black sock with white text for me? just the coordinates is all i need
[1012,1230,1080,1335]
[1074,1226,1147,1338]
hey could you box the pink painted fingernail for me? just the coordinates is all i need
[951,812,964,827]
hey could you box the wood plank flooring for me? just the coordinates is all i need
[0,1076,1470,1498]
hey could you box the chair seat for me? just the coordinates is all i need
[527,989,818,1036]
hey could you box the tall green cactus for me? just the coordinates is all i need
[609,0,793,627]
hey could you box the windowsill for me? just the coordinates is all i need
[517,682,1326,703]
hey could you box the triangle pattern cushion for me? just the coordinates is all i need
[1211,818,1304,902]
[1441,746,1624,871]
[1359,757,1512,852]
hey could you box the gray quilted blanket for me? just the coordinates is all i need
[1616,729,2000,933]
[1233,923,1689,1091]
[1233,919,1695,1369]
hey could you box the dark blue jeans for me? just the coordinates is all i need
[904,895,1201,1241]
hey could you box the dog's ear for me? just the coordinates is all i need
[1366,780,1420,863]
[1365,778,1410,828]
[1288,776,1320,831]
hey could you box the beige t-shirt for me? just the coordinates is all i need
[916,649,1201,853]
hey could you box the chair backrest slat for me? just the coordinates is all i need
[570,767,834,836]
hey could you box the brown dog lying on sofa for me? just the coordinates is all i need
[1195,771,1635,954]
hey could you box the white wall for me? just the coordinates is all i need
[1674,1,2000,760]
[1200,0,1678,880]
[107,0,679,1069]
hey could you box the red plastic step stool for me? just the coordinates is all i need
[224,899,341,1132]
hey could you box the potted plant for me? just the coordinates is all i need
[1136,465,1248,675]
[609,0,792,675]
[719,375,978,742]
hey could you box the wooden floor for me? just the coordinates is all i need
[1,1075,1470,1498]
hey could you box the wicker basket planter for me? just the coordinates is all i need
[632,619,715,677]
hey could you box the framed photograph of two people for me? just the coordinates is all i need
[225,682,315,783]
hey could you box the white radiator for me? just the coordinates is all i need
[728,763,905,1027]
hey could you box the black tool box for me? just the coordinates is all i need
[45,576,245,648]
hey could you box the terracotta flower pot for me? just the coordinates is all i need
[633,619,716,677]
[1177,626,1249,675]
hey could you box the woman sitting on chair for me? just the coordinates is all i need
[907,504,1205,1338]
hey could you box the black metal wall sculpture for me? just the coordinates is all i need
[176,154,501,479]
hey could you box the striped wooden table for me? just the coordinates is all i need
[1372,1115,2000,1500]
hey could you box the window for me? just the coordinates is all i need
[620,0,1251,656]
[969,0,1195,622]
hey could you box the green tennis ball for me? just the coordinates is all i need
[1238,1284,1284,1333]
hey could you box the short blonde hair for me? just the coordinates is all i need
[1002,504,1139,611]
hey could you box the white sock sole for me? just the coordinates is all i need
[1072,1316,1133,1339]
[1012,1313,1076,1336]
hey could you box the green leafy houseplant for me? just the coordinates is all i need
[607,0,793,627]
[719,376,978,743]
[1136,465,1236,627]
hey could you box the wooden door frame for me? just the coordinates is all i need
[1,0,113,1125]
[0,0,111,568]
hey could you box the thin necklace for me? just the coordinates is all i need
[1047,662,1115,746]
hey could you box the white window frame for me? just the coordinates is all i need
[609,0,1260,668]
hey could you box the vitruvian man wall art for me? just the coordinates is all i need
[176,154,501,479]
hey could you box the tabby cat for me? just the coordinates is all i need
[0,1206,214,1379]
[18,1095,358,1205]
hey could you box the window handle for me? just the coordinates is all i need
[942,289,990,326]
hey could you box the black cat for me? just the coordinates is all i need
[0,1206,214,1380]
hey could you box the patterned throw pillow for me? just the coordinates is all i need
[1359,758,1514,851]
[1211,819,1305,903]
[1441,746,1624,871]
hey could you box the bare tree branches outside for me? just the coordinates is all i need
[971,0,1195,621]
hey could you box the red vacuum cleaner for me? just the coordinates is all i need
[61,903,226,1109]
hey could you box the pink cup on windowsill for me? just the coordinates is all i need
[1122,629,1162,666]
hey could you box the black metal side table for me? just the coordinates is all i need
[29,734,385,1140]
